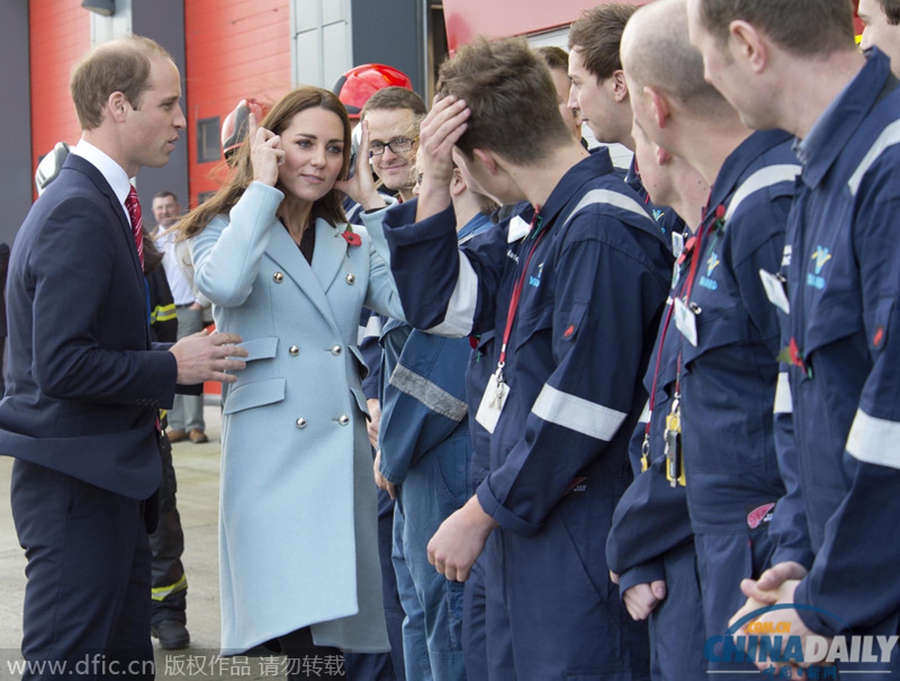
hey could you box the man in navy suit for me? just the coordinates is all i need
[0,36,247,679]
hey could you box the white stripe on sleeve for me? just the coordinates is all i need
[531,384,628,441]
[846,408,900,470]
[426,252,479,337]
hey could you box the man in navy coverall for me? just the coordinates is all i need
[618,1,812,676]
[605,119,711,681]
[372,36,673,680]
[567,3,684,241]
[687,0,900,674]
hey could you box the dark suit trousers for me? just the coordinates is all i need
[11,459,154,680]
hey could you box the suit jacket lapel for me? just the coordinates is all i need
[266,220,345,337]
[65,155,150,345]
[67,155,145,283]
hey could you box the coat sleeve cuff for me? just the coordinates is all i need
[378,457,408,485]
[154,349,179,410]
[618,561,666,604]
[476,477,541,536]
[794,577,841,637]
[771,546,815,573]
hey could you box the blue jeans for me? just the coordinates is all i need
[392,431,470,681]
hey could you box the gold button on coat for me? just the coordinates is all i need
[338,415,350,426]
[289,345,300,356]
[273,272,284,283]
[346,273,356,285]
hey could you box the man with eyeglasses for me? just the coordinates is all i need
[348,86,428,681]
[356,87,428,446]
[361,87,427,203]
[356,87,427,420]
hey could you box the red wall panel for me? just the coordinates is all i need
[184,0,291,207]
[444,0,865,51]
[443,0,643,51]
[29,0,90,191]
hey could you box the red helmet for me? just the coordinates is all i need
[331,64,413,118]
[221,98,271,160]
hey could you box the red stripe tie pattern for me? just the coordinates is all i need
[125,186,144,268]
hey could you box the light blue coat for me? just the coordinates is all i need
[191,181,403,653]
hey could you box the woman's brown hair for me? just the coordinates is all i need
[178,86,351,239]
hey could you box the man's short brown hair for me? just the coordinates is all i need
[697,0,856,55]
[437,37,572,165]
[568,4,637,81]
[70,35,174,131]
[536,45,569,72]
[360,86,427,120]
[153,190,178,203]
[877,0,900,24]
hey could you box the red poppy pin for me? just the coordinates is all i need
[713,204,726,231]
[788,337,805,370]
[341,225,362,247]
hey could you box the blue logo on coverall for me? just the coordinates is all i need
[699,252,720,291]
[704,604,898,676]
[807,246,832,290]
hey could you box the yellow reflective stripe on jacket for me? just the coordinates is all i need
[151,301,177,325]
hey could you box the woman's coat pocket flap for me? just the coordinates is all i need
[223,378,286,414]
[240,337,279,362]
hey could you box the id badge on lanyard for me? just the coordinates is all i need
[475,208,545,433]
[759,268,790,314]
[475,369,509,434]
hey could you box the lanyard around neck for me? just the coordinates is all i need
[496,207,544,380]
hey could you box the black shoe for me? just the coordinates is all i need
[151,619,191,650]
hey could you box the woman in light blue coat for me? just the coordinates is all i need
[177,87,403,660]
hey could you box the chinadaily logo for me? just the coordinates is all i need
[704,604,898,673]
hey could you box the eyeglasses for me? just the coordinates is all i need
[369,137,417,156]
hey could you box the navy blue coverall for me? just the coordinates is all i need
[606,298,707,681]
[610,129,808,678]
[778,48,900,675]
[378,150,673,680]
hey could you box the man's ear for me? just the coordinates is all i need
[612,69,629,103]
[107,91,130,122]
[645,85,671,130]
[472,148,498,175]
[450,167,466,197]
[730,20,769,73]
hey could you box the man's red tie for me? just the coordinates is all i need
[125,186,144,268]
